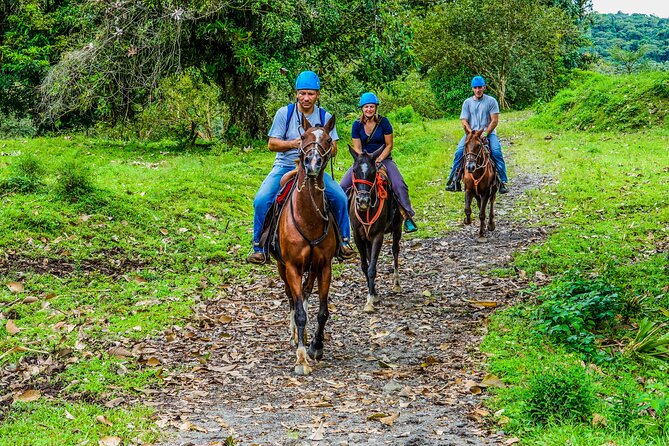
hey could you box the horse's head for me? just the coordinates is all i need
[349,144,384,211]
[300,113,335,178]
[464,129,487,173]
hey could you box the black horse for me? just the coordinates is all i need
[348,146,403,313]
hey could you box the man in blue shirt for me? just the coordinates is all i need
[246,70,355,264]
[445,76,509,194]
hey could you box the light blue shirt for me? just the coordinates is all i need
[460,94,500,135]
[267,105,339,168]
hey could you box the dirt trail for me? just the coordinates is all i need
[150,173,552,446]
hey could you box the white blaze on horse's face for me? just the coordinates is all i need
[303,128,327,177]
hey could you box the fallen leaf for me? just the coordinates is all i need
[367,412,389,421]
[218,315,233,324]
[379,412,400,426]
[14,389,41,402]
[7,282,24,293]
[160,228,169,235]
[481,374,505,388]
[422,290,432,297]
[309,420,325,441]
[22,296,39,304]
[505,438,520,445]
[98,436,122,446]
[64,409,75,420]
[464,299,498,308]
[146,357,161,367]
[107,347,133,359]
[96,415,113,426]
[6,320,21,335]
[464,380,482,395]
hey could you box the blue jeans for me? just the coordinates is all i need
[252,164,351,253]
[447,134,507,183]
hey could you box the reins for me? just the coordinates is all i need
[465,136,493,190]
[351,170,388,239]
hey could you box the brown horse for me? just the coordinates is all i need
[275,113,337,375]
[463,129,498,241]
[348,146,402,313]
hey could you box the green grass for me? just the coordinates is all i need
[1,72,669,444]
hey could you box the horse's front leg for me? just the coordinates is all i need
[285,264,311,375]
[278,264,296,346]
[464,189,473,225]
[363,234,384,313]
[478,194,489,241]
[488,191,496,232]
[391,220,402,293]
[308,263,331,361]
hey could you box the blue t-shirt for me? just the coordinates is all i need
[267,105,339,168]
[460,94,500,135]
[351,116,393,155]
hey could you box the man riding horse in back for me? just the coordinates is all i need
[247,70,356,264]
[445,75,509,194]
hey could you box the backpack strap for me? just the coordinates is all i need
[283,102,296,140]
[283,103,328,140]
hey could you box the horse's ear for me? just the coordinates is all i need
[474,129,485,138]
[301,112,311,131]
[370,145,385,161]
[348,144,358,160]
[324,114,335,134]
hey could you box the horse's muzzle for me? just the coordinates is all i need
[356,193,371,211]
[466,161,476,173]
[304,153,323,177]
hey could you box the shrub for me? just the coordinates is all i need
[386,105,421,125]
[1,153,46,193]
[53,159,95,201]
[0,112,37,138]
[533,276,622,362]
[525,364,596,425]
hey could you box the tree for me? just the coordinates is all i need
[40,0,416,138]
[610,44,651,74]
[414,0,582,109]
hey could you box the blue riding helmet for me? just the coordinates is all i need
[471,76,486,87]
[359,92,379,107]
[295,70,321,90]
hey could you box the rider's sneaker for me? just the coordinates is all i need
[338,242,356,261]
[403,218,418,233]
[445,180,462,192]
[246,251,269,265]
[499,182,509,194]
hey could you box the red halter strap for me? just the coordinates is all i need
[351,172,388,237]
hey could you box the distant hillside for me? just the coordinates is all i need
[530,71,669,132]
[588,12,669,63]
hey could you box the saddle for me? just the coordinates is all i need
[259,174,344,265]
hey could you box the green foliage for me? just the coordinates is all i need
[386,105,422,125]
[377,71,442,120]
[1,152,46,193]
[588,12,669,66]
[53,158,95,201]
[524,364,596,425]
[0,112,37,138]
[135,67,225,144]
[530,70,669,131]
[534,276,621,361]
[625,318,669,361]
[429,68,473,117]
[415,0,583,109]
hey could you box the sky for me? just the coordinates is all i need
[591,0,669,18]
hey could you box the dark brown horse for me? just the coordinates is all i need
[462,129,498,241]
[348,146,402,313]
[275,114,337,375]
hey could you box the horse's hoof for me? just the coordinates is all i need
[464,218,471,225]
[294,363,312,376]
[392,284,402,293]
[488,224,496,231]
[477,236,486,243]
[308,347,323,361]
[363,303,375,313]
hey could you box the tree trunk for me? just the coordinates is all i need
[221,73,269,141]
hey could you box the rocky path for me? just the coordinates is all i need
[148,173,551,446]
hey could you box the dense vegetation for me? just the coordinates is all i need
[588,12,669,66]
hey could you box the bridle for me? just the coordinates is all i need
[351,164,388,238]
[465,135,494,190]
[295,131,333,222]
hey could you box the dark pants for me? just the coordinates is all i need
[340,158,415,216]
